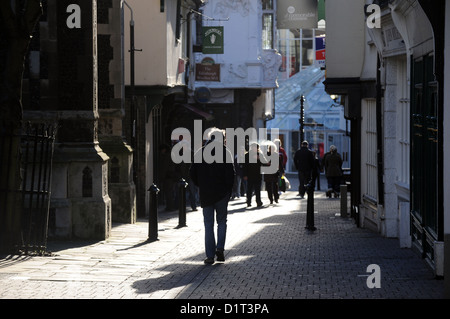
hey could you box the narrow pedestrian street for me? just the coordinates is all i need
[0,175,444,303]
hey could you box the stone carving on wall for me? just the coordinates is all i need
[214,0,254,19]
[261,50,282,83]
[223,63,248,84]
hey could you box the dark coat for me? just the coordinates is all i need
[189,144,235,208]
[234,154,245,177]
[324,151,343,177]
[243,150,266,181]
[293,146,315,173]
[264,153,284,183]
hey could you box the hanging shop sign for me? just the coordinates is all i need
[277,0,318,29]
[196,58,220,82]
[202,26,224,54]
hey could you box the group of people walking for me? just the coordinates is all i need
[232,139,287,208]
[294,141,344,199]
[187,129,289,264]
[171,127,343,265]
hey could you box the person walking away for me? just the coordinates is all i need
[243,142,266,208]
[324,145,343,198]
[293,141,315,198]
[312,151,322,191]
[264,144,284,204]
[232,147,246,199]
[274,139,287,196]
[322,148,330,191]
[274,139,287,169]
[189,128,235,264]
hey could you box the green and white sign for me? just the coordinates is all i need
[202,26,224,54]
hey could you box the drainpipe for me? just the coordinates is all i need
[376,54,384,205]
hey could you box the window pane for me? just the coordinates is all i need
[262,0,273,10]
[262,13,273,49]
[278,38,301,79]
[278,39,287,78]
[302,39,313,67]
[290,29,300,39]
[302,29,313,38]
[291,39,300,76]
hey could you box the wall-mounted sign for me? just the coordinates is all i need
[195,63,221,82]
[315,36,326,67]
[277,0,318,29]
[202,26,224,54]
[194,87,212,103]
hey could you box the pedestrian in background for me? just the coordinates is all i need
[324,145,343,198]
[274,138,287,170]
[189,128,235,264]
[312,151,322,191]
[243,142,266,208]
[232,146,246,199]
[263,142,284,204]
[293,141,315,198]
[274,138,287,196]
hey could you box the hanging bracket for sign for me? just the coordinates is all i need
[185,7,229,21]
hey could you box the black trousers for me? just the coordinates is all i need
[265,180,279,203]
[246,179,262,205]
[297,170,312,197]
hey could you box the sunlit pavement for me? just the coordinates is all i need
[0,177,444,300]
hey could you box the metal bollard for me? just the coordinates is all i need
[177,178,188,228]
[305,182,316,231]
[340,185,348,218]
[148,183,160,242]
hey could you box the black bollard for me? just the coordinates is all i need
[305,181,316,231]
[177,178,188,228]
[148,183,160,242]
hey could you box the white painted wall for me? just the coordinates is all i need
[191,0,281,90]
[124,0,187,86]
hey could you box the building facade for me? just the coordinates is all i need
[187,0,281,132]
[122,0,283,216]
[18,0,136,240]
[324,0,448,282]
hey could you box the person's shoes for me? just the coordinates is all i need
[204,257,215,264]
[257,202,264,207]
[247,203,252,207]
[216,250,225,262]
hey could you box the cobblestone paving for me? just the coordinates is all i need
[0,188,445,300]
